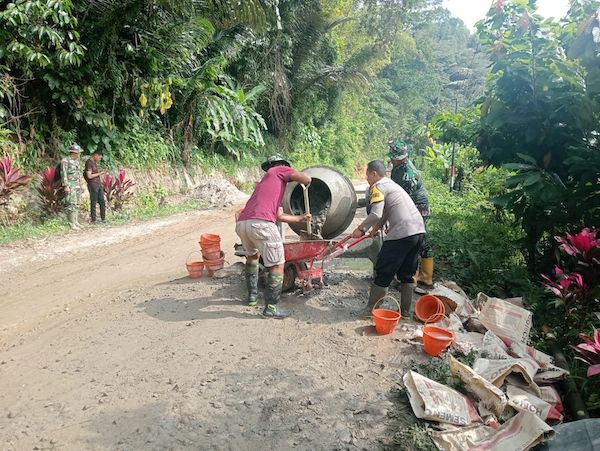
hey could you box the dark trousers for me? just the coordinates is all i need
[88,183,106,222]
[374,233,424,287]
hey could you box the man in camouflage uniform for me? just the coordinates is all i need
[61,144,83,230]
[388,140,434,288]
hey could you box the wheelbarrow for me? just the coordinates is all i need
[282,235,371,292]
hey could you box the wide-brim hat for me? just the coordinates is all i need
[261,154,290,172]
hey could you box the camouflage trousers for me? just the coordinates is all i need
[415,203,432,258]
[64,187,81,212]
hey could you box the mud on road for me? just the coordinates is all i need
[0,205,420,450]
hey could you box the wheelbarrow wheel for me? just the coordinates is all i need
[283,263,297,292]
[283,262,310,292]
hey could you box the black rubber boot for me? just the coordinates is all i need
[262,273,289,319]
[245,262,259,306]
[400,283,414,318]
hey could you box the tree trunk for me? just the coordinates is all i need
[181,114,193,167]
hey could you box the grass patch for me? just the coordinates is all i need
[107,199,208,226]
[425,172,531,298]
[0,217,67,245]
[393,424,437,451]
[0,198,207,245]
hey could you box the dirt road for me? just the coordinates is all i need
[0,205,419,450]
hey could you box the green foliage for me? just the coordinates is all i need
[0,1,84,69]
[429,107,479,148]
[410,351,477,388]
[114,123,177,168]
[475,0,600,272]
[374,5,488,143]
[0,216,67,244]
[423,142,481,185]
[393,424,437,451]
[202,79,267,159]
[0,0,488,176]
[426,171,529,298]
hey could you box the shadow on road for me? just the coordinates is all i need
[142,263,377,326]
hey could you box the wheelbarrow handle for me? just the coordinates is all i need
[333,235,353,249]
[321,234,371,261]
[344,234,371,249]
[332,234,370,251]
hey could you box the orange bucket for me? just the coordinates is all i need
[200,233,221,246]
[205,251,225,277]
[415,295,445,323]
[422,325,454,356]
[202,247,222,260]
[372,296,401,335]
[199,233,222,259]
[185,252,204,278]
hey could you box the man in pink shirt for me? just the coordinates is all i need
[236,154,312,318]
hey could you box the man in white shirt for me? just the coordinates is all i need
[351,160,425,317]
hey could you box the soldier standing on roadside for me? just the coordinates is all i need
[61,144,83,230]
[388,140,434,289]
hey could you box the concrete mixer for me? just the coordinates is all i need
[282,166,357,239]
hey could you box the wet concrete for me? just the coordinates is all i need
[284,167,357,239]
[329,257,373,273]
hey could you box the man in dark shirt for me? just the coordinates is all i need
[84,150,107,223]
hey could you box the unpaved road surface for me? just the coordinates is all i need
[0,206,421,450]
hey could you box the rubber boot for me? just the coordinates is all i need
[262,272,289,319]
[400,283,414,318]
[359,284,388,317]
[68,210,80,230]
[367,233,383,280]
[245,261,259,306]
[417,258,434,289]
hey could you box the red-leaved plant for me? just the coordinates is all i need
[37,166,66,215]
[556,228,600,262]
[103,169,135,211]
[541,266,586,303]
[0,155,32,206]
[571,330,600,377]
[541,227,600,329]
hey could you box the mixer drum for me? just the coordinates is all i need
[282,166,357,239]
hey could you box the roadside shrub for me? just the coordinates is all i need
[426,172,527,298]
[103,169,135,211]
[113,124,178,169]
[0,155,32,206]
[37,166,66,215]
[538,228,600,342]
[533,227,600,414]
[572,330,600,378]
